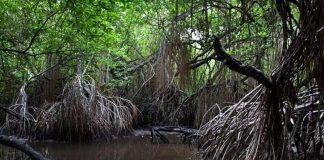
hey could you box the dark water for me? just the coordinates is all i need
[0,136,197,160]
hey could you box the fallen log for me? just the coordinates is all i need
[150,126,198,143]
[0,135,49,160]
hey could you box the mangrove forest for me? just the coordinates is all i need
[0,0,323,159]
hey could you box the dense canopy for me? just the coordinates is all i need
[0,0,323,160]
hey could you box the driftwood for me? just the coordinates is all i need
[150,126,198,143]
[0,135,49,160]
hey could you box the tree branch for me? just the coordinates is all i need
[0,135,49,160]
[212,35,273,89]
[0,104,36,124]
[0,105,24,121]
[0,12,56,56]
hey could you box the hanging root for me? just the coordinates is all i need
[34,75,138,141]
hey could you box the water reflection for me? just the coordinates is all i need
[0,136,196,160]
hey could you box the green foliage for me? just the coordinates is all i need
[0,0,283,101]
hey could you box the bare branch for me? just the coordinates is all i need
[212,36,273,89]
[0,105,34,123]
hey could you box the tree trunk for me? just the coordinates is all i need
[0,135,49,160]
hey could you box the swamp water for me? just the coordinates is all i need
[0,135,197,160]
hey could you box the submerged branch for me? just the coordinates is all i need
[150,126,198,143]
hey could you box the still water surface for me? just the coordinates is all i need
[1,136,196,160]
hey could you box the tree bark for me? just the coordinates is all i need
[212,36,273,89]
[0,135,49,160]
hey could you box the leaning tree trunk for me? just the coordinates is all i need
[266,0,324,159]
[199,0,324,160]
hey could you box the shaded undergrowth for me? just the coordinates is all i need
[3,75,138,141]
